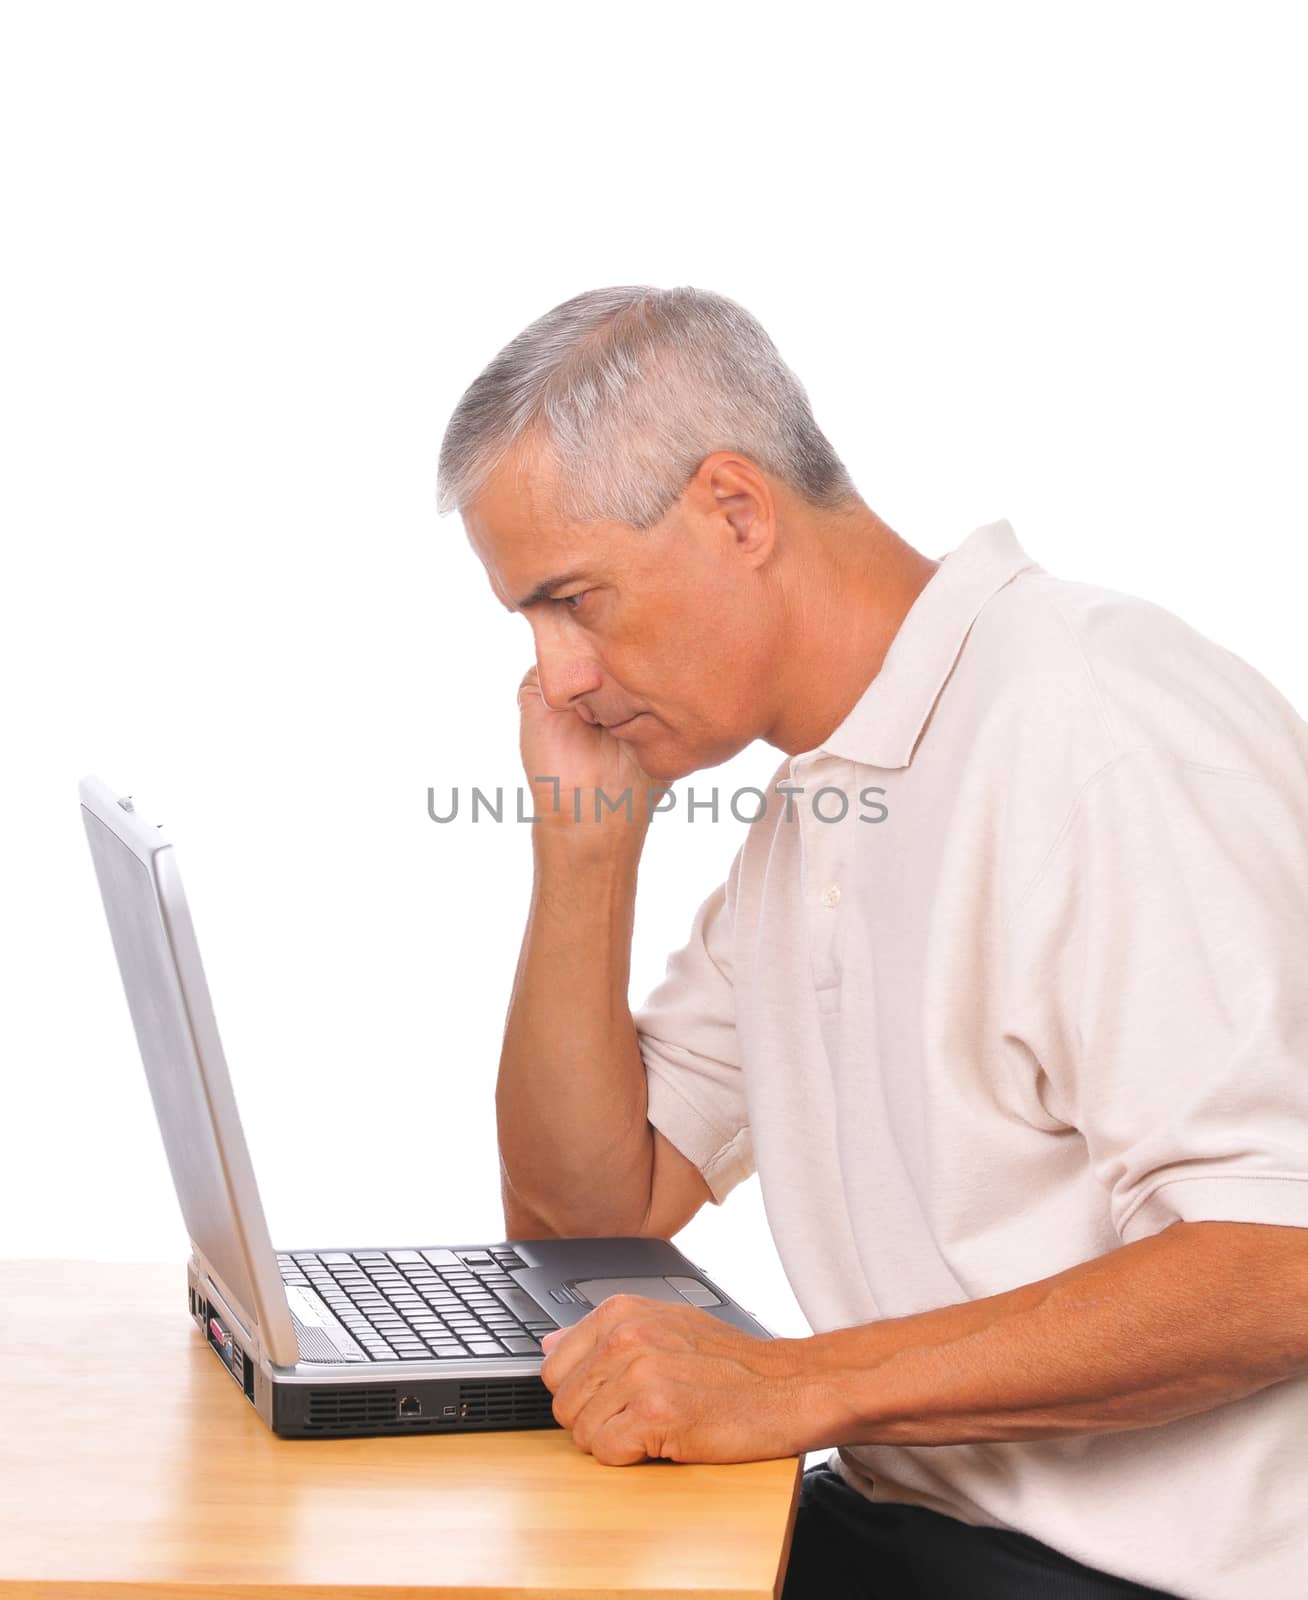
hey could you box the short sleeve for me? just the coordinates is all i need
[632,865,754,1206]
[1005,746,1308,1244]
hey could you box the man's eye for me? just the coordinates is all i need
[555,592,586,611]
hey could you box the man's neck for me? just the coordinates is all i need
[766,508,940,758]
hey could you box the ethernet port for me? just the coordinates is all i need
[399,1395,422,1418]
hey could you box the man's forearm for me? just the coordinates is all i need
[788,1220,1308,1454]
[496,829,654,1238]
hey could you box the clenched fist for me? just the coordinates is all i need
[518,664,663,841]
[538,1292,813,1466]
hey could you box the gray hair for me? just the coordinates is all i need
[436,284,860,529]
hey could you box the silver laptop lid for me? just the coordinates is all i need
[79,775,299,1367]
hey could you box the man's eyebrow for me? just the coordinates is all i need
[513,569,591,609]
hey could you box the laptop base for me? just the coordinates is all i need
[271,1372,558,1437]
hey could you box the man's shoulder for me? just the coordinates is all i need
[970,567,1308,777]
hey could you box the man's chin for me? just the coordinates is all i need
[638,735,749,789]
[638,752,705,789]
[626,719,751,787]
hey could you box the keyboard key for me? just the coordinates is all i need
[465,1338,505,1356]
[502,1335,542,1354]
[387,1250,424,1263]
[493,1286,548,1322]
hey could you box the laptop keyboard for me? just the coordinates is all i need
[278,1246,561,1362]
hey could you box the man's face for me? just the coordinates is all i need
[462,442,777,782]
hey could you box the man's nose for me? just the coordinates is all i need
[533,629,604,713]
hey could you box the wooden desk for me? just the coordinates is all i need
[0,1260,802,1598]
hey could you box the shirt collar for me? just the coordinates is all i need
[792,518,1043,773]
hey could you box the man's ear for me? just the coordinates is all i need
[693,451,777,569]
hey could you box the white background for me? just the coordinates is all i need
[2,0,1304,1430]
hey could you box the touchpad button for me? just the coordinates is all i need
[571,1275,723,1308]
[572,1275,690,1306]
[666,1275,722,1307]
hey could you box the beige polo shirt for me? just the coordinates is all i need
[634,518,1308,1599]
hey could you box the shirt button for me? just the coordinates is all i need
[821,883,842,908]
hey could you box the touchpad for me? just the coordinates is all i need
[572,1275,722,1308]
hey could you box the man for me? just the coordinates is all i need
[436,284,1308,1599]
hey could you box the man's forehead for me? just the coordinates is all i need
[465,445,554,536]
[463,455,611,611]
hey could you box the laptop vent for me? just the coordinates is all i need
[458,1381,556,1425]
[306,1387,402,1430]
[304,1379,554,1433]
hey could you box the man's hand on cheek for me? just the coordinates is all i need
[537,1293,807,1466]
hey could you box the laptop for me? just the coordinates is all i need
[78,774,775,1438]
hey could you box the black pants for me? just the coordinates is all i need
[781,1462,1182,1599]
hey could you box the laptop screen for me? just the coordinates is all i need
[82,804,270,1338]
